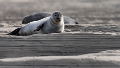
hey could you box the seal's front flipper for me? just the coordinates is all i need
[35,23,44,31]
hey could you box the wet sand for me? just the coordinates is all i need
[0,0,120,68]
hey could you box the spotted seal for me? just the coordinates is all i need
[8,12,64,36]
[22,12,78,24]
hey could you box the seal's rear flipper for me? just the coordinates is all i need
[75,22,79,24]
[7,28,21,36]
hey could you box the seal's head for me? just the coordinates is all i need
[51,12,63,24]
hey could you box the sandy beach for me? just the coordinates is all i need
[0,0,120,68]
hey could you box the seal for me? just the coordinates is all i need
[22,12,78,24]
[8,12,64,36]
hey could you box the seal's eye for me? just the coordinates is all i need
[54,14,57,16]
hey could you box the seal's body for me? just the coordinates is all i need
[22,12,78,24]
[8,12,64,36]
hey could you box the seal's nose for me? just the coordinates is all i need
[57,17,60,19]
